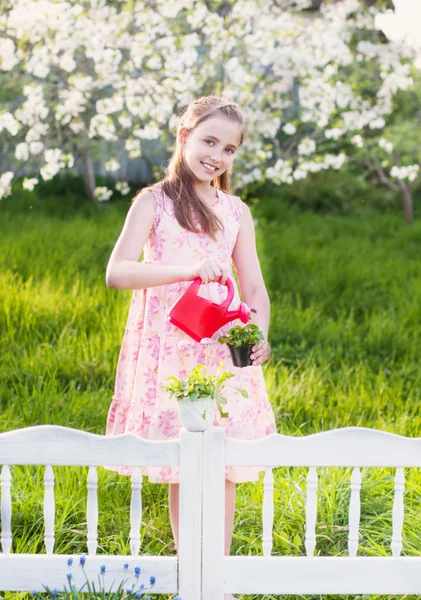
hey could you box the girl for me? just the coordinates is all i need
[105,95,277,599]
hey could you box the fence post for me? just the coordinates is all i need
[202,427,225,600]
[178,429,203,600]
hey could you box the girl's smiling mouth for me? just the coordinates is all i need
[201,162,219,173]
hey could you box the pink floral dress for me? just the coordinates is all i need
[105,186,277,483]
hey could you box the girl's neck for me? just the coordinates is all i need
[194,182,218,207]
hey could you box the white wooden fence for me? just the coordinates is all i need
[1,425,421,597]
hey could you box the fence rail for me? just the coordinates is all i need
[1,425,421,597]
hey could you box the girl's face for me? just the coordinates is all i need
[180,115,242,183]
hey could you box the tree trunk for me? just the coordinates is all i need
[400,183,413,224]
[81,151,96,202]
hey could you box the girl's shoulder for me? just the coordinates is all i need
[131,185,165,232]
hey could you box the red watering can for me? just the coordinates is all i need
[168,277,251,342]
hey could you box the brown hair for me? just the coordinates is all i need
[140,95,247,239]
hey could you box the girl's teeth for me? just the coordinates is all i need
[202,163,217,172]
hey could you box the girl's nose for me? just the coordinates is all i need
[210,149,223,164]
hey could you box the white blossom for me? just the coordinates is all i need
[390,164,419,182]
[105,159,120,172]
[29,141,44,155]
[69,120,85,134]
[15,142,29,161]
[125,138,142,159]
[0,38,19,70]
[115,181,130,195]
[40,148,66,180]
[23,177,39,191]
[89,114,117,141]
[282,123,296,135]
[59,52,76,73]
[325,128,344,140]
[133,125,161,140]
[0,0,416,196]
[94,186,113,202]
[0,172,14,199]
[25,122,49,143]
[0,112,20,136]
[351,134,364,148]
[298,137,316,156]
[323,153,347,169]
[369,117,386,130]
[379,138,393,153]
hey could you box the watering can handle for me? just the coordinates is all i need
[191,277,235,308]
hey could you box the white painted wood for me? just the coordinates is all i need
[0,425,179,467]
[87,466,98,555]
[224,556,421,594]
[2,424,421,597]
[305,467,318,556]
[0,555,177,592]
[130,467,143,556]
[391,467,405,557]
[226,427,421,467]
[262,468,274,556]
[43,466,55,555]
[179,428,205,600]
[348,467,362,557]
[1,465,12,555]
[202,427,225,600]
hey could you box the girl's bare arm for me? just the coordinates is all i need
[106,191,228,290]
[232,203,271,365]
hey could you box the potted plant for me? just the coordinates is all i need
[163,363,248,432]
[218,318,264,368]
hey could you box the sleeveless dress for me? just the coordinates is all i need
[105,186,277,483]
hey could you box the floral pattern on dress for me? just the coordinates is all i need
[105,186,277,483]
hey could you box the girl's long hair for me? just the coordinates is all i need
[140,95,247,239]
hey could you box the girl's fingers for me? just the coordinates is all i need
[220,266,229,284]
[250,341,271,365]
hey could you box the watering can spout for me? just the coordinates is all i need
[223,303,251,327]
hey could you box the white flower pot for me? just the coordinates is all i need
[177,396,215,432]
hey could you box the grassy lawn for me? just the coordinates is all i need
[1,190,421,599]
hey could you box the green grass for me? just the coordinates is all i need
[2,191,421,599]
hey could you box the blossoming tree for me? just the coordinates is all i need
[0,0,416,206]
[344,70,421,223]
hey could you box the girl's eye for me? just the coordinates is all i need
[205,140,235,154]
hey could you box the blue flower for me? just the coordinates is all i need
[123,563,129,572]
[51,590,58,597]
[139,584,144,590]
[100,564,106,575]
[126,590,133,595]
[66,573,72,582]
[134,565,141,578]
[31,591,38,596]
[79,554,86,567]
[174,597,182,600]
[149,575,156,585]
[135,593,143,599]
[67,558,73,567]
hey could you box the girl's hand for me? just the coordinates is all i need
[189,258,229,284]
[250,340,271,366]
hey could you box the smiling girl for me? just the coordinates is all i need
[105,95,276,598]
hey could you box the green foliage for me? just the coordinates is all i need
[218,323,264,348]
[163,363,234,401]
[248,169,396,215]
[163,363,248,419]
